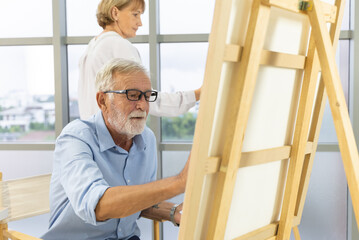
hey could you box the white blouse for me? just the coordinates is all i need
[78,31,196,120]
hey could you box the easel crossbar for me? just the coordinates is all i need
[224,45,306,69]
[204,142,314,174]
[261,0,337,23]
[232,219,302,240]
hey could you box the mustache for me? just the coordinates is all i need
[128,110,147,118]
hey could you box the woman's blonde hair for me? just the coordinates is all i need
[96,0,145,29]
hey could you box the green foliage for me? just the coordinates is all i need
[9,125,22,133]
[0,125,22,133]
[162,112,197,141]
[30,122,55,131]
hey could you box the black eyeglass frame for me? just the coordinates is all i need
[103,89,158,102]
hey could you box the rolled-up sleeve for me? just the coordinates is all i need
[56,135,110,226]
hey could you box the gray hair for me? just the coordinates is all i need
[95,58,150,94]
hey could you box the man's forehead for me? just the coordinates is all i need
[113,72,151,88]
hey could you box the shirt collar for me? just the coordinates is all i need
[95,111,147,152]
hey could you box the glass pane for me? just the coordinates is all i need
[0,46,55,142]
[8,214,49,238]
[294,152,347,239]
[67,44,149,121]
[0,150,53,179]
[159,0,215,34]
[318,40,349,143]
[135,44,150,70]
[341,0,350,30]
[66,0,149,36]
[0,0,52,38]
[160,43,207,141]
[67,45,87,121]
[162,151,189,240]
[136,218,153,240]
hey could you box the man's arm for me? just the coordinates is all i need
[95,155,189,221]
[140,201,183,225]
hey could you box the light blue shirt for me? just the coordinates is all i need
[42,111,157,240]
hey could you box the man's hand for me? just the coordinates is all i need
[174,202,183,225]
[96,154,191,221]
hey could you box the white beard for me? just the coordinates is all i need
[108,102,147,138]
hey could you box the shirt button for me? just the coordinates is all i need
[127,179,130,183]
[119,228,121,232]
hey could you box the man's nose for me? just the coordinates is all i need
[135,95,148,110]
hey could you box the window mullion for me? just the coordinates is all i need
[52,0,69,137]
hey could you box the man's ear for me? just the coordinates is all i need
[97,92,107,110]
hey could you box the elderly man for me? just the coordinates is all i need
[42,58,189,240]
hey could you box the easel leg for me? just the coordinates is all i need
[293,226,301,240]
[153,221,160,240]
[308,0,359,227]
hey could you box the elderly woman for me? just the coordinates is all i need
[78,0,201,120]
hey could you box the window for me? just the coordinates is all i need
[0,0,357,239]
[0,46,55,142]
[0,0,52,38]
[66,0,149,36]
[159,0,215,34]
[162,151,189,239]
[160,43,207,141]
[318,40,350,143]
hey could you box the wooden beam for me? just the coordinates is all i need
[293,226,301,240]
[262,0,337,23]
[277,26,322,240]
[153,221,160,240]
[204,157,221,174]
[240,143,313,168]
[207,1,271,239]
[204,143,313,175]
[178,0,234,238]
[241,146,292,168]
[224,45,306,69]
[224,44,242,62]
[260,50,306,69]
[308,0,359,228]
[232,220,303,240]
[233,223,278,240]
[266,237,277,240]
[292,216,301,226]
[0,223,8,240]
[294,0,345,222]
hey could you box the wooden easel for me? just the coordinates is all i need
[179,0,359,239]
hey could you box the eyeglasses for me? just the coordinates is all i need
[104,89,158,102]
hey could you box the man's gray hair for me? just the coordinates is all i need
[95,58,149,93]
